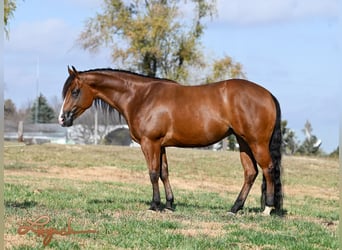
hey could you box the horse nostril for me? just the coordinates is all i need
[58,113,67,125]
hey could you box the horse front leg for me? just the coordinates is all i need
[140,137,162,211]
[160,147,174,211]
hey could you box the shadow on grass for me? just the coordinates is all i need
[175,201,227,210]
[88,197,288,217]
[243,207,288,217]
[88,198,116,204]
[5,200,38,209]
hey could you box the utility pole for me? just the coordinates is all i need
[34,56,39,124]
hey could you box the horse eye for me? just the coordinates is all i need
[71,89,80,98]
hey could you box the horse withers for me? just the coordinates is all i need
[59,66,283,216]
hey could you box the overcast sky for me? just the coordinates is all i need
[4,0,339,153]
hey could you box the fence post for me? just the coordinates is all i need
[222,137,228,151]
[18,121,24,142]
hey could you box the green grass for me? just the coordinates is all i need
[4,143,339,249]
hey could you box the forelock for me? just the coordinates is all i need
[62,74,76,99]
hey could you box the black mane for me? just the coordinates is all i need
[62,68,175,99]
[80,68,175,82]
[81,68,165,79]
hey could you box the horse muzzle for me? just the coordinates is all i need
[59,111,74,127]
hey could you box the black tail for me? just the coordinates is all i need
[262,95,283,211]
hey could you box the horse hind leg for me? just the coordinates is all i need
[252,143,278,215]
[261,166,276,216]
[260,158,283,215]
[230,136,258,214]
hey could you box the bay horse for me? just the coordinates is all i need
[59,66,283,215]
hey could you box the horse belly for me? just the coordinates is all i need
[162,115,229,147]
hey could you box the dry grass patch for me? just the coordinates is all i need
[171,221,226,238]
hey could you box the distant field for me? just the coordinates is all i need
[4,142,339,249]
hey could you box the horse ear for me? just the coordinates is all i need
[68,66,79,77]
[68,66,74,76]
[72,66,78,75]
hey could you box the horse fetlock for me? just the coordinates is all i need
[265,194,274,207]
[165,200,174,210]
[230,204,243,214]
[149,201,161,211]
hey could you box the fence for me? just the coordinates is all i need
[4,120,136,146]
[4,120,68,144]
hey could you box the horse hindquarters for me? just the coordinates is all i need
[227,82,283,214]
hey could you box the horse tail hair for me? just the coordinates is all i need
[262,94,283,212]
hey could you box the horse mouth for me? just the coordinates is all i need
[61,118,73,127]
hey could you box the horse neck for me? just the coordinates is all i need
[85,72,145,118]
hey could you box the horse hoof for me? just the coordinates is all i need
[148,205,160,212]
[262,206,274,216]
[149,203,160,212]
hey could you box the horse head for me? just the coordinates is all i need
[58,66,94,127]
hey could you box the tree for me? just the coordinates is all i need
[206,55,246,82]
[4,99,17,120]
[30,94,56,123]
[281,120,298,155]
[227,135,237,151]
[297,120,322,155]
[77,0,246,146]
[78,0,222,82]
[4,0,20,38]
[329,146,339,158]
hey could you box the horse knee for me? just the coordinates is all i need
[149,171,159,183]
[245,168,258,183]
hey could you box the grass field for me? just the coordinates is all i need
[4,142,339,249]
